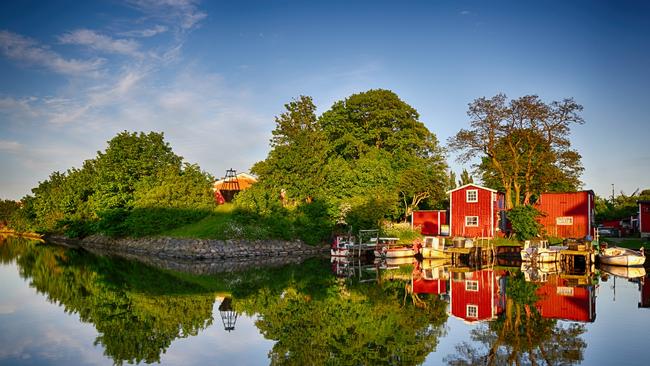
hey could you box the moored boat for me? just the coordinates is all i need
[600,264,646,279]
[419,236,451,259]
[374,237,415,258]
[599,246,645,266]
[520,239,566,263]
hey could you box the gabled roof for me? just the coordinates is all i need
[446,183,499,194]
[213,172,258,190]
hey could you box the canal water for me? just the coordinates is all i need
[1,235,649,365]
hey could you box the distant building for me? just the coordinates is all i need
[639,200,650,238]
[411,210,447,236]
[213,172,257,204]
[448,184,505,238]
[534,191,595,239]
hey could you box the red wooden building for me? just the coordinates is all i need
[449,269,506,323]
[448,184,505,238]
[639,200,650,238]
[534,275,596,322]
[534,191,595,239]
[411,210,448,236]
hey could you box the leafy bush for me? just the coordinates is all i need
[381,222,421,244]
[293,199,334,245]
[507,205,542,241]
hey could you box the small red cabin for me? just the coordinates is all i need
[535,276,596,322]
[411,210,448,236]
[639,201,650,238]
[449,269,506,323]
[448,184,505,238]
[534,191,595,239]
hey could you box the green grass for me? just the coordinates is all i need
[600,237,649,249]
[491,237,522,247]
[161,204,236,239]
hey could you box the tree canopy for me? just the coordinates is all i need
[449,94,584,209]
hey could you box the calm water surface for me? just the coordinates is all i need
[1,235,649,365]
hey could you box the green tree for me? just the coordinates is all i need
[449,94,584,208]
[458,169,474,186]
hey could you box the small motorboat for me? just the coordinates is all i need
[599,246,645,266]
[374,237,415,258]
[521,239,566,263]
[419,236,451,259]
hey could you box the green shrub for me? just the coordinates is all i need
[381,222,421,244]
[507,205,543,241]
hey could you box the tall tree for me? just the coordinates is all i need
[458,169,474,186]
[251,96,328,203]
[449,94,584,208]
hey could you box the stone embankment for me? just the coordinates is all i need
[46,235,329,274]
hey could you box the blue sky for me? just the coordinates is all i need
[1,0,649,200]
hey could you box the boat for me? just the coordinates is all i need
[331,234,356,257]
[374,237,415,258]
[600,264,646,279]
[599,246,645,266]
[520,239,566,262]
[419,236,451,259]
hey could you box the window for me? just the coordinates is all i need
[465,280,479,291]
[466,189,478,203]
[465,216,479,227]
[467,305,478,318]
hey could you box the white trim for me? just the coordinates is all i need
[466,189,478,203]
[449,192,453,236]
[447,183,498,194]
[437,211,441,235]
[491,192,495,237]
[465,216,479,227]
[587,192,592,235]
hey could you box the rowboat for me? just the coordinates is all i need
[521,239,566,263]
[374,237,415,258]
[599,246,645,266]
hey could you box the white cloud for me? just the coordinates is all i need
[0,30,104,76]
[0,140,23,152]
[127,0,207,31]
[58,29,142,58]
[119,25,168,38]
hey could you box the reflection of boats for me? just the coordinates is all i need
[419,236,451,259]
[521,261,561,282]
[385,256,416,266]
[419,259,449,280]
[600,264,646,279]
[521,239,566,262]
[599,246,645,266]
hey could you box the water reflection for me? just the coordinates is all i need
[2,235,650,365]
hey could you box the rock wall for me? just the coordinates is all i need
[46,234,329,274]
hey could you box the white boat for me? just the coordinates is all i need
[374,237,415,258]
[599,246,645,266]
[520,239,566,263]
[419,236,451,259]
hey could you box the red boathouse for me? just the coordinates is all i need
[411,210,448,236]
[534,191,595,239]
[639,200,650,238]
[448,184,505,238]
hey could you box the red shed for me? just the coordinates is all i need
[535,275,595,322]
[448,184,505,238]
[449,269,506,323]
[412,210,447,236]
[639,201,650,238]
[534,191,595,239]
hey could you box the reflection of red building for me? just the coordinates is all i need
[412,210,447,236]
[413,278,447,295]
[535,191,595,239]
[449,269,506,323]
[535,276,596,322]
[448,184,505,238]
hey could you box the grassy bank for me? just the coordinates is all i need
[600,237,649,250]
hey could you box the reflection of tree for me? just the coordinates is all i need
[445,272,587,366]
[4,237,215,365]
[237,275,448,366]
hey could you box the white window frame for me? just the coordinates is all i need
[466,189,478,203]
[465,216,479,227]
[465,280,479,291]
[466,304,478,318]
